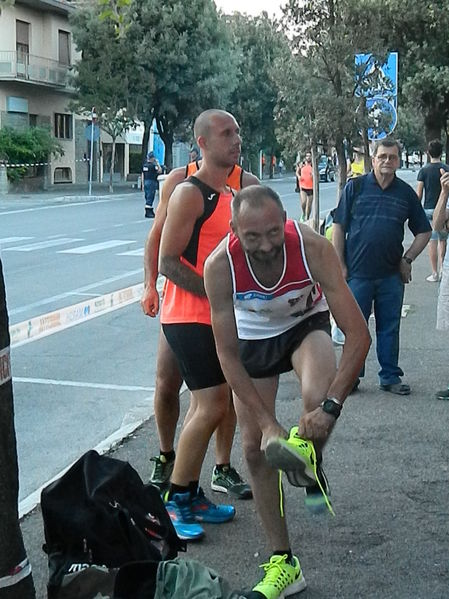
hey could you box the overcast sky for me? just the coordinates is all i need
[214,0,283,18]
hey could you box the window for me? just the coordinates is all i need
[29,114,38,127]
[54,167,72,183]
[54,113,72,139]
[58,30,71,66]
[16,20,30,60]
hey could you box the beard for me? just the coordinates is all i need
[249,244,283,265]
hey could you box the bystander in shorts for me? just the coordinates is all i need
[162,323,226,390]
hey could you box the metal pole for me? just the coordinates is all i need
[88,107,96,196]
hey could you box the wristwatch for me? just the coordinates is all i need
[402,255,413,265]
[320,397,342,419]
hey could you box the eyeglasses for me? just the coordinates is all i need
[375,153,399,162]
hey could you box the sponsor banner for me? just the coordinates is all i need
[9,283,144,347]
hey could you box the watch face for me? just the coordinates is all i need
[322,400,341,418]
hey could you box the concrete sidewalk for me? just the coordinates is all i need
[20,247,448,598]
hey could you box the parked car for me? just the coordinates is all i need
[318,156,336,182]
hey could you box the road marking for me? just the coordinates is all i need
[0,236,34,244]
[13,377,154,392]
[3,238,84,251]
[10,282,144,347]
[9,269,142,316]
[118,248,144,256]
[59,240,134,254]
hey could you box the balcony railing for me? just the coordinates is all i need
[0,51,71,88]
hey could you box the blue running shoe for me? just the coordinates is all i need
[165,491,205,541]
[191,487,235,523]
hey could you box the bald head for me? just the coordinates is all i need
[194,109,235,139]
[232,185,284,223]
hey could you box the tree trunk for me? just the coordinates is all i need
[335,136,347,200]
[0,259,35,598]
[141,118,151,166]
[109,137,116,194]
[424,109,443,144]
[311,143,320,233]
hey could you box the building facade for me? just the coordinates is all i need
[0,0,92,186]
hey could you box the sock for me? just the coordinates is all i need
[168,483,189,500]
[215,463,230,472]
[188,481,199,498]
[160,449,175,462]
[272,550,293,563]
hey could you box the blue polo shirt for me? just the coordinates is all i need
[333,172,431,279]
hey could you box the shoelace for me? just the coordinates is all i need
[218,467,243,485]
[172,498,195,523]
[259,555,291,588]
[277,439,334,517]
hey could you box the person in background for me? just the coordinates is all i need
[333,138,431,396]
[346,146,365,179]
[416,139,449,282]
[142,151,162,218]
[297,152,313,221]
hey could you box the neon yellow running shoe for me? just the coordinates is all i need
[251,554,306,598]
[265,426,316,486]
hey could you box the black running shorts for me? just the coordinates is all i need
[162,323,226,391]
[238,311,331,379]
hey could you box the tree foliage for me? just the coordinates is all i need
[0,127,63,182]
[382,0,449,143]
[126,0,237,168]
[226,13,290,172]
[70,3,137,190]
[275,0,394,195]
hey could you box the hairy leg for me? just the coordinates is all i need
[171,383,230,486]
[153,331,183,452]
[234,377,291,551]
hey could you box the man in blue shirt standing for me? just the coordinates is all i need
[142,151,162,218]
[333,138,431,395]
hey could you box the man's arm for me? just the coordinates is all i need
[204,246,284,443]
[416,181,424,202]
[433,170,449,231]
[303,226,371,405]
[159,183,205,296]
[241,171,260,187]
[141,167,186,317]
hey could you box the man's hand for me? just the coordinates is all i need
[298,407,336,442]
[260,421,288,452]
[399,259,412,284]
[441,169,449,193]
[141,285,159,317]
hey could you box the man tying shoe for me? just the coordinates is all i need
[204,185,370,598]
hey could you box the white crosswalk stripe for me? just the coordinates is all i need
[0,237,34,244]
[59,240,135,254]
[117,248,144,256]
[4,238,84,251]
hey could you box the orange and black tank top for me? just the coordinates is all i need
[160,176,233,325]
[184,161,244,191]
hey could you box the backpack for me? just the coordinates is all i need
[41,450,185,598]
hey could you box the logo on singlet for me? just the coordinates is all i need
[208,193,216,202]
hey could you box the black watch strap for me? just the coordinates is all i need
[320,398,342,419]
[402,255,413,265]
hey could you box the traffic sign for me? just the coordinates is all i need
[366,96,398,141]
[85,124,100,142]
